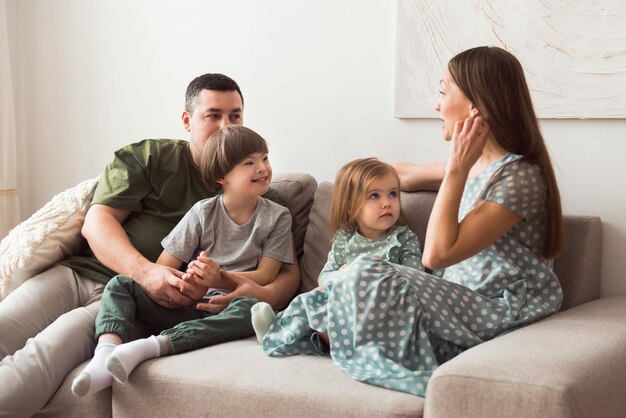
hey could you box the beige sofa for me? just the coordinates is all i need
[3,173,626,418]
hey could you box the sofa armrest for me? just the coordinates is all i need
[424,297,626,418]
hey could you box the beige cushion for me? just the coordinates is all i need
[113,337,425,418]
[553,216,602,310]
[298,183,335,292]
[0,176,99,300]
[268,173,317,259]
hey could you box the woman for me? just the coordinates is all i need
[327,46,564,396]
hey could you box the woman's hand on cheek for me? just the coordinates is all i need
[448,110,490,175]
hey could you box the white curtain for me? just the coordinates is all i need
[0,0,20,239]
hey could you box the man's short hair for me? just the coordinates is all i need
[185,73,244,114]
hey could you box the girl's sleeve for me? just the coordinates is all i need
[317,230,348,287]
[398,228,426,271]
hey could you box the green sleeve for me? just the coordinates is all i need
[91,142,152,211]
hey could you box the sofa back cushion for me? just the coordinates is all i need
[554,216,602,310]
[299,181,602,311]
[269,173,317,260]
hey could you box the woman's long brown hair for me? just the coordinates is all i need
[448,46,563,258]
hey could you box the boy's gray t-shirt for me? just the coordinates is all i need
[161,195,293,272]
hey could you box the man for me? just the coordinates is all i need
[0,73,299,416]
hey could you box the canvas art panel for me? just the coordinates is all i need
[394,0,626,119]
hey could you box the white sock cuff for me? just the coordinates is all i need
[148,335,161,357]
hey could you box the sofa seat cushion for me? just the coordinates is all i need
[113,337,424,418]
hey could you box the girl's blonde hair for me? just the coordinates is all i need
[200,126,268,191]
[330,158,401,234]
[448,46,563,258]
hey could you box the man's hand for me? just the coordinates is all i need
[185,251,222,287]
[135,263,196,308]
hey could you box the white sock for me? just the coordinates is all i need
[251,302,276,344]
[105,335,161,383]
[71,341,117,397]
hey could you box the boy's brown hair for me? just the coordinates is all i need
[200,126,268,191]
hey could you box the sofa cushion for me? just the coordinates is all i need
[552,216,602,310]
[0,176,99,300]
[298,183,334,292]
[268,173,317,260]
[113,337,425,418]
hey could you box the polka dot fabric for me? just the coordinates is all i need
[264,154,563,397]
[262,226,425,356]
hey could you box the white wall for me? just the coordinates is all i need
[8,0,626,297]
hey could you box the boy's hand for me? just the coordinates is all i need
[180,273,209,300]
[186,251,221,287]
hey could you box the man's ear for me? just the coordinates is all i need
[216,178,225,186]
[182,111,191,132]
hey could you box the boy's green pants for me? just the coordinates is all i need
[95,275,256,353]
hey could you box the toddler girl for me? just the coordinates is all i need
[251,157,425,355]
